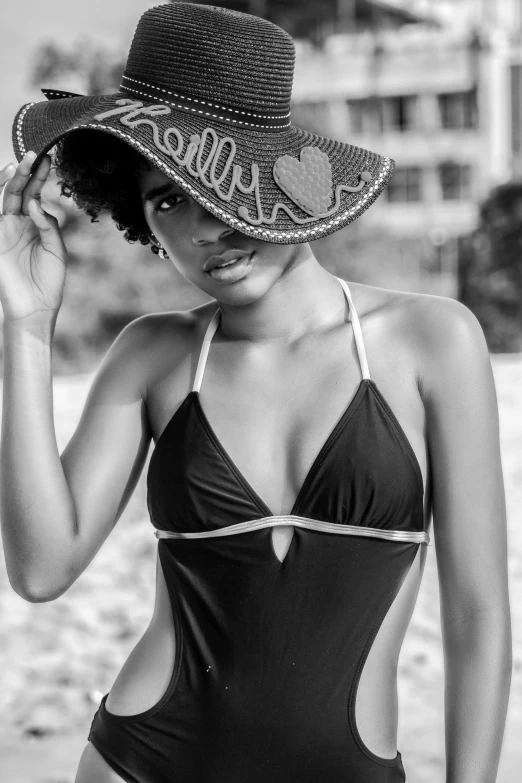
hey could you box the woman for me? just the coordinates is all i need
[0,3,512,782]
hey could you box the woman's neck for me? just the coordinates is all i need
[217,254,349,344]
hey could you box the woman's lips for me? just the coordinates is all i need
[205,252,255,284]
[204,249,252,271]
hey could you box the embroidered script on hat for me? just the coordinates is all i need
[93,99,371,225]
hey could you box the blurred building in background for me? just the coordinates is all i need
[294,2,522,235]
[294,0,522,296]
[187,0,522,296]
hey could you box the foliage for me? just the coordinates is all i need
[28,39,124,95]
[459,182,522,353]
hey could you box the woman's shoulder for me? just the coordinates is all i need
[110,301,218,395]
[352,280,489,391]
[127,300,217,347]
[354,280,483,349]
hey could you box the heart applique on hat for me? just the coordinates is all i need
[273,147,334,218]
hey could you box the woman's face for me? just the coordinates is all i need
[138,165,310,305]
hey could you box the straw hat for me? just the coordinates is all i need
[12,2,395,244]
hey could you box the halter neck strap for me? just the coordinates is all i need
[192,276,370,392]
[192,308,221,393]
[335,277,371,381]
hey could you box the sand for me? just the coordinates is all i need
[0,353,520,782]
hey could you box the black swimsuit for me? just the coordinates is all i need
[87,277,430,782]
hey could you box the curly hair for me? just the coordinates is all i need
[53,129,160,254]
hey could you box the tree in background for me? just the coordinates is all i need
[459,183,522,353]
[28,39,124,96]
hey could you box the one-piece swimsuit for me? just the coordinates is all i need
[88,276,430,782]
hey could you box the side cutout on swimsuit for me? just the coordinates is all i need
[102,553,183,721]
[352,544,424,762]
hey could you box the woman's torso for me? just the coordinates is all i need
[103,278,431,761]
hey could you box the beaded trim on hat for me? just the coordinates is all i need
[13,102,35,160]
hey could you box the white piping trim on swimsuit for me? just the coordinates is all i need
[154,515,430,545]
[191,277,370,394]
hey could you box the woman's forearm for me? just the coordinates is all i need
[0,316,78,601]
[443,607,512,783]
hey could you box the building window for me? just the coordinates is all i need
[439,163,472,200]
[291,100,332,135]
[347,95,419,135]
[386,166,423,202]
[438,90,478,129]
[347,98,379,135]
[379,95,419,132]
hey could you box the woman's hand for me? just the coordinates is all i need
[0,151,68,324]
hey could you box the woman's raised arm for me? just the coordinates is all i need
[1,312,154,603]
[0,153,153,602]
[418,296,512,783]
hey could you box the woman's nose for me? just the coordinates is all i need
[191,203,235,245]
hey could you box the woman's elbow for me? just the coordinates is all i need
[9,571,71,603]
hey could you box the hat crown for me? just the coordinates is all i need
[122,2,295,117]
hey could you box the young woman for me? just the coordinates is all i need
[0,4,512,782]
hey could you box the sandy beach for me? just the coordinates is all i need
[0,353,520,782]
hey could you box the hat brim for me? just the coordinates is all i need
[13,92,395,245]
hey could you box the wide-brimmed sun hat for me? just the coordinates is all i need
[12,1,395,245]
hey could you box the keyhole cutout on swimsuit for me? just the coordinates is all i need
[271,525,294,563]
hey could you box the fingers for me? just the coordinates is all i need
[27,198,67,260]
[0,162,16,188]
[0,163,16,214]
[1,152,66,261]
[1,151,38,216]
[21,154,52,216]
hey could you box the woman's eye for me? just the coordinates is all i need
[155,194,184,213]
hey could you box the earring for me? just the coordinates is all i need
[158,246,169,260]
